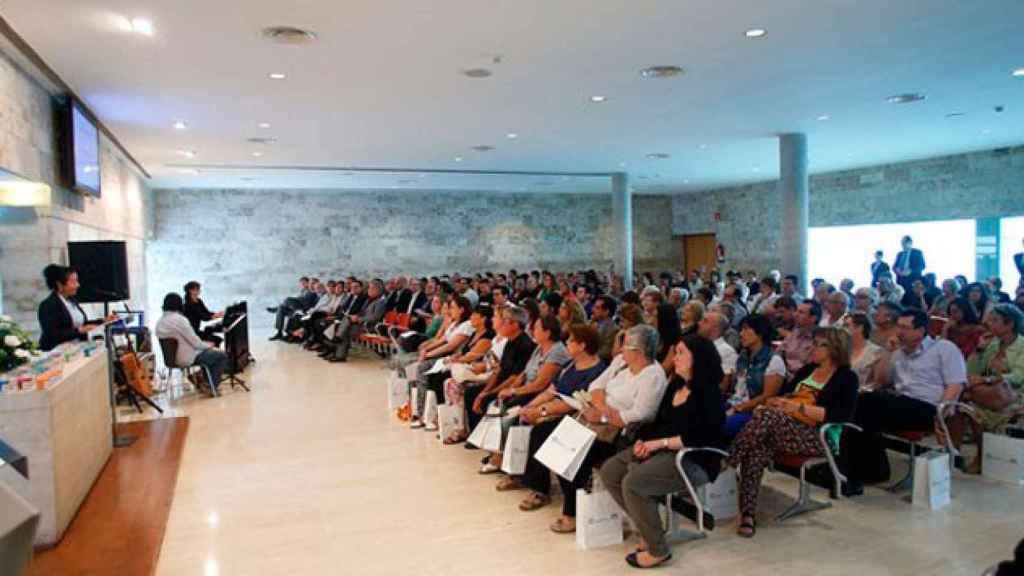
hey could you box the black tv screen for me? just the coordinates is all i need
[67,100,101,196]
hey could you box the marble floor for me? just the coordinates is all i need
[142,339,1022,576]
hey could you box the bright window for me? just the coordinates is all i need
[999,216,1024,290]
[809,219,977,288]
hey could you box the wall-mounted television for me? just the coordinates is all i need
[62,99,101,197]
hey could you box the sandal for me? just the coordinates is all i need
[550,517,576,534]
[626,552,672,569]
[443,432,467,445]
[737,516,756,539]
[496,476,523,492]
[518,491,551,511]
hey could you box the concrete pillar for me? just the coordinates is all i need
[779,133,809,295]
[611,172,634,290]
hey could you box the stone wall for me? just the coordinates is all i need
[146,188,679,326]
[672,146,1024,275]
[0,49,152,335]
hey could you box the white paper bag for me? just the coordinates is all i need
[387,372,409,411]
[468,416,502,451]
[438,403,463,445]
[501,426,533,475]
[982,432,1024,485]
[423,391,438,424]
[576,488,625,550]
[912,451,951,510]
[697,468,738,520]
[534,416,597,482]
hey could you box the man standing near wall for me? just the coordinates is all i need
[893,236,926,294]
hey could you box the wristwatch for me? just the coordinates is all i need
[541,406,548,417]
[600,413,609,424]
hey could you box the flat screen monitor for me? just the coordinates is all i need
[67,100,101,196]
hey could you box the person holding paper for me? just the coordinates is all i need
[547,325,668,535]
[598,334,726,568]
[37,264,113,351]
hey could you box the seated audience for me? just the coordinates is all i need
[901,278,931,311]
[952,304,1024,473]
[928,278,961,318]
[156,292,229,396]
[845,312,889,392]
[844,309,966,492]
[640,288,663,326]
[727,326,858,537]
[396,294,446,353]
[771,296,798,336]
[611,303,644,358]
[877,277,903,306]
[653,303,684,374]
[870,301,902,350]
[779,300,821,374]
[182,281,224,346]
[443,306,508,442]
[409,296,475,428]
[558,299,587,343]
[547,325,668,534]
[599,335,725,568]
[726,314,786,438]
[720,283,748,329]
[852,287,878,315]
[288,279,337,342]
[305,281,347,350]
[780,274,804,304]
[821,291,849,328]
[465,306,537,436]
[680,300,704,338]
[322,279,387,362]
[269,276,318,340]
[494,315,571,410]
[943,297,986,359]
[748,276,778,315]
[964,281,994,319]
[591,295,619,363]
[697,310,737,394]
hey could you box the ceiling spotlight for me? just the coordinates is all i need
[471,145,495,152]
[257,122,271,129]
[698,144,709,150]
[816,115,831,121]
[261,26,318,45]
[752,167,762,172]
[176,149,196,158]
[981,128,992,135]
[506,133,518,139]
[945,112,966,119]
[590,95,608,103]
[886,93,926,104]
[640,65,684,79]
[745,28,767,38]
[461,68,492,78]
[1012,68,1024,77]
[251,151,264,157]
[172,120,188,130]
[246,137,277,144]
[454,156,463,162]
[130,18,154,36]
[268,72,287,80]
[618,162,627,167]
[683,179,690,184]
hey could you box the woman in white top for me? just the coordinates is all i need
[844,312,889,392]
[410,296,475,428]
[548,325,668,534]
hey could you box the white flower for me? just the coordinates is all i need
[14,349,30,359]
[4,335,21,348]
[0,315,12,322]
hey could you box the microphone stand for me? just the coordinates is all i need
[100,312,143,448]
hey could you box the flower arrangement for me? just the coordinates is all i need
[0,315,39,373]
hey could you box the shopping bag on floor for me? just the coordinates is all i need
[500,425,533,475]
[423,390,438,424]
[387,372,409,411]
[438,403,464,445]
[468,404,503,450]
[912,450,951,510]
[534,416,597,482]
[982,432,1024,485]
[697,468,738,520]
[576,486,625,550]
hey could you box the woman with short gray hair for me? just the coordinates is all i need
[546,324,669,534]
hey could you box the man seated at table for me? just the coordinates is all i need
[843,308,966,494]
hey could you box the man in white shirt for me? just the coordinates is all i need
[155,293,228,396]
[697,310,738,392]
[820,291,849,328]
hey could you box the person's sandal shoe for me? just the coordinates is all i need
[478,462,500,475]
[495,477,522,492]
[518,492,550,511]
[549,518,575,534]
[409,420,425,429]
[625,552,672,569]
[737,519,756,538]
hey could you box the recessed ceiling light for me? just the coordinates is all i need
[173,120,187,130]
[261,26,318,45]
[257,122,271,129]
[646,153,671,160]
[1012,68,1024,77]
[471,145,495,152]
[268,72,287,80]
[886,93,926,104]
[590,95,608,103]
[981,128,992,134]
[506,133,518,139]
[640,65,684,79]
[816,115,831,121]
[130,18,154,36]
[454,156,463,162]
[683,179,690,184]
[945,112,966,119]
[246,137,277,144]
[745,28,767,38]
[461,68,492,78]
[752,167,761,172]
[251,151,264,157]
[618,162,627,168]
[176,149,196,158]
[698,144,709,150]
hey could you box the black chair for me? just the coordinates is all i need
[158,338,218,397]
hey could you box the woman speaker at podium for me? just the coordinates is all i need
[37,264,106,351]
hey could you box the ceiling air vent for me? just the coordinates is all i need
[262,26,318,45]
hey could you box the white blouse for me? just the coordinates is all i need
[588,355,668,425]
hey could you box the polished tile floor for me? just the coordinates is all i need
[148,340,1022,576]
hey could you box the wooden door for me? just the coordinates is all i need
[682,234,717,274]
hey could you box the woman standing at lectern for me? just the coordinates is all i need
[37,264,104,351]
[183,281,224,346]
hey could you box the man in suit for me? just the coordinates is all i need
[893,236,926,294]
[325,279,387,363]
[270,277,316,341]
[870,250,891,288]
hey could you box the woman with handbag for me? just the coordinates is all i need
[727,326,858,538]
[598,334,725,569]
[547,325,668,534]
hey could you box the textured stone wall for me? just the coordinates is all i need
[146,188,679,325]
[0,49,152,335]
[673,146,1024,275]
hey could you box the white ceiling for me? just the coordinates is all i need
[4,0,1024,193]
